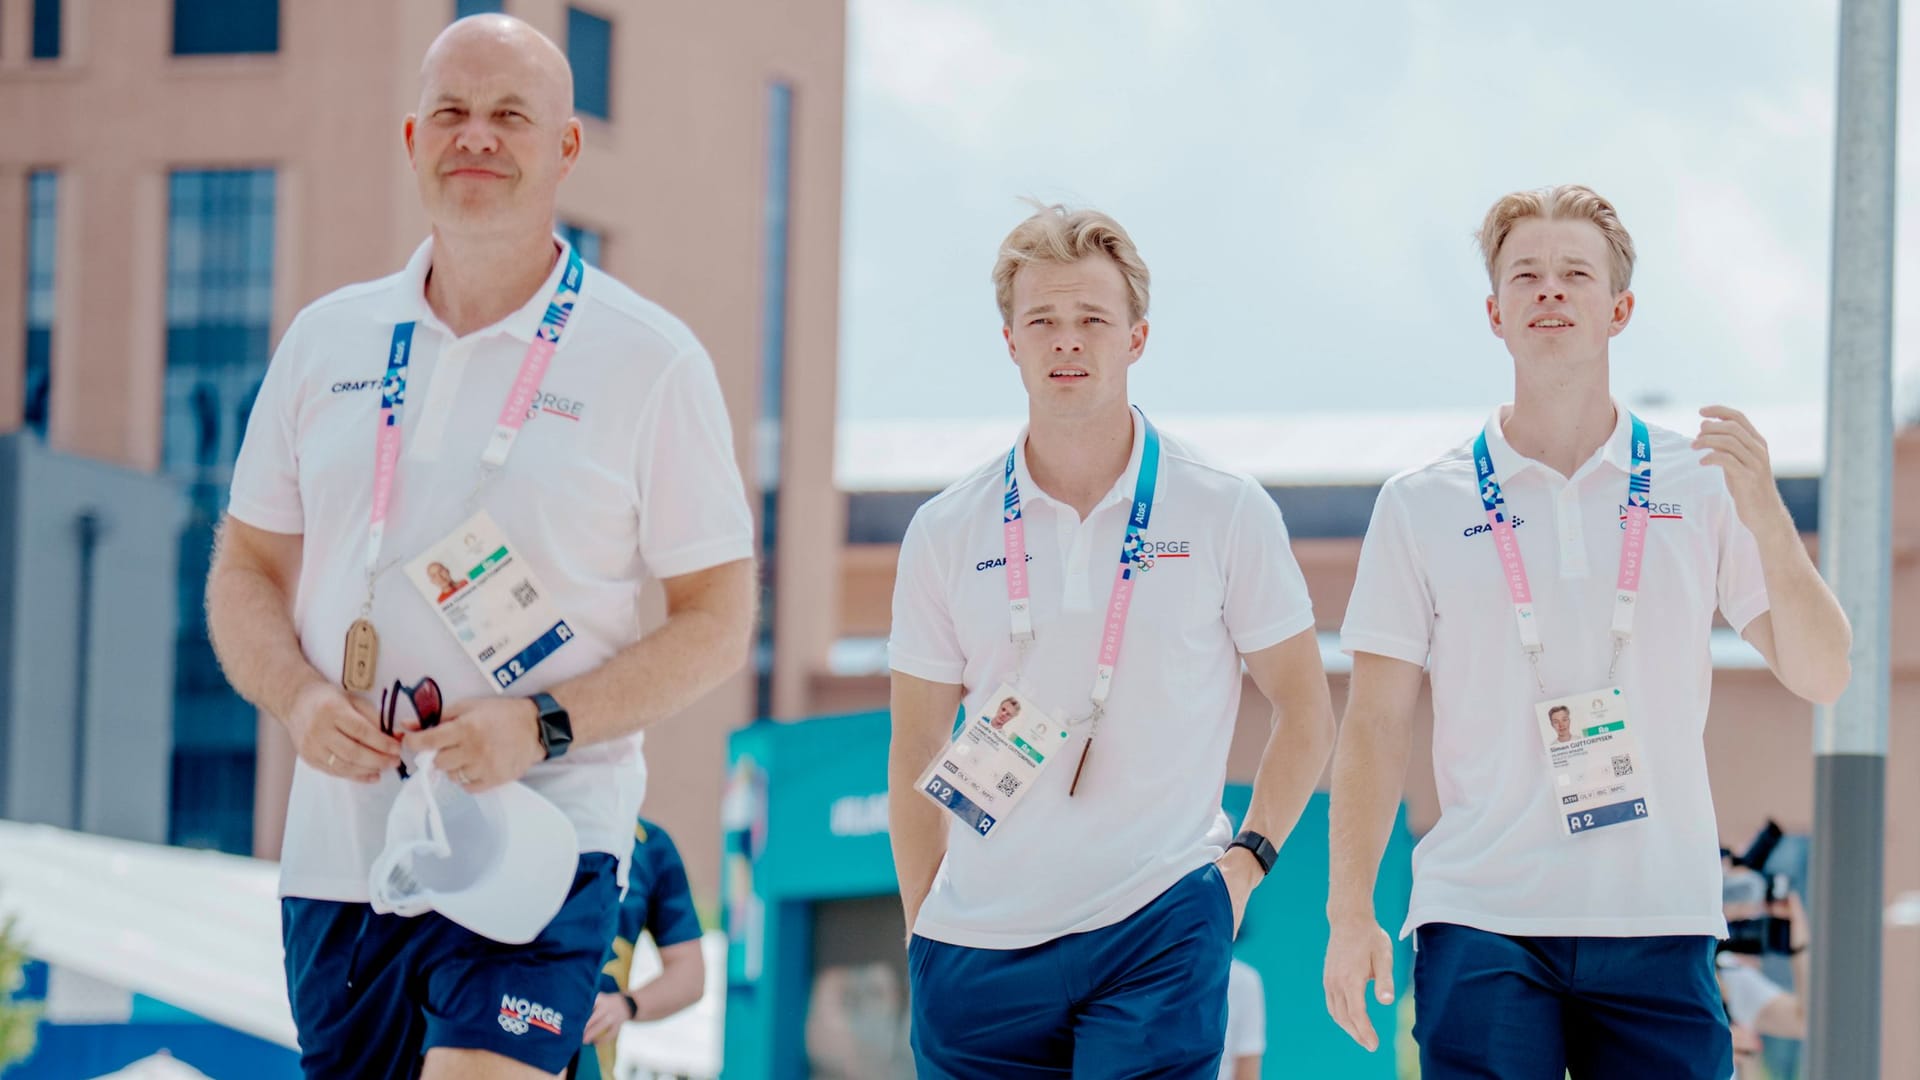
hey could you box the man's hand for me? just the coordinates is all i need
[285,680,400,783]
[1694,406,1792,534]
[1324,916,1396,1052]
[407,696,545,792]
[1213,846,1262,936]
[582,991,630,1045]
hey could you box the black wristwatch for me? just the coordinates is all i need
[1228,828,1277,877]
[530,692,573,761]
[621,991,639,1019]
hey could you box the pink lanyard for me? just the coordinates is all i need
[1472,414,1652,689]
[359,244,584,612]
[999,410,1162,719]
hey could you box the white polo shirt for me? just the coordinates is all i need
[1341,402,1769,940]
[229,236,755,902]
[888,409,1316,949]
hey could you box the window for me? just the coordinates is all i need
[567,8,612,119]
[32,0,61,59]
[164,169,276,854]
[173,0,280,56]
[557,221,602,267]
[24,172,56,438]
[754,82,793,718]
[454,0,503,18]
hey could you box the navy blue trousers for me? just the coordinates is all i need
[1413,922,1734,1080]
[908,864,1233,1079]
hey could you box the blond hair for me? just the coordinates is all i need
[1477,185,1637,293]
[992,203,1150,325]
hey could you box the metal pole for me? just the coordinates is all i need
[1810,1,1898,1076]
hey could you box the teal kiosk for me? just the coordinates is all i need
[720,711,1416,1078]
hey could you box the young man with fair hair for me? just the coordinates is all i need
[1322,185,1851,1077]
[206,15,755,1079]
[887,205,1335,1077]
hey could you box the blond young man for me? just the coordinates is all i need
[886,205,1334,1077]
[1323,185,1850,1077]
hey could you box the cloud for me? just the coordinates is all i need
[838,0,1893,426]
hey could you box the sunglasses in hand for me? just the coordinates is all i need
[380,676,442,779]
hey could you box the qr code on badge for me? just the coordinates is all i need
[1611,754,1634,778]
[512,581,538,607]
[996,773,1021,797]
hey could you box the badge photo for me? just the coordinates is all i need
[406,510,575,691]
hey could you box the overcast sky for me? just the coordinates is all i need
[835,0,1919,426]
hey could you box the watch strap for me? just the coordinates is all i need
[1230,828,1277,876]
[531,691,572,761]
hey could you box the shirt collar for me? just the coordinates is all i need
[1480,398,1633,481]
[1008,405,1150,514]
[389,234,576,344]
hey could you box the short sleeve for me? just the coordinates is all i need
[1717,959,1784,1028]
[643,832,705,949]
[1340,481,1434,665]
[633,350,756,580]
[1715,489,1770,634]
[227,317,309,534]
[1221,478,1316,655]
[1226,960,1266,1057]
[887,508,966,684]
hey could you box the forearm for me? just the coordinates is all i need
[1749,504,1853,702]
[1326,707,1412,920]
[205,560,326,723]
[887,740,949,928]
[1240,698,1335,862]
[553,593,752,748]
[629,952,704,1021]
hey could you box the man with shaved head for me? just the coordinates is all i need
[206,15,756,1078]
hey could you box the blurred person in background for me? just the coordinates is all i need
[1220,956,1265,1079]
[1718,861,1809,1077]
[573,818,707,1079]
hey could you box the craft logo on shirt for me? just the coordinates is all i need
[1621,502,1684,523]
[330,379,381,394]
[525,390,587,423]
[497,994,564,1037]
[1461,516,1526,538]
[975,553,1034,572]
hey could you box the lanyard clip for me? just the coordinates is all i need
[1524,644,1547,696]
[1607,634,1628,681]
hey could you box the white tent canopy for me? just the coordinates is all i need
[0,821,296,1049]
[88,1052,216,1080]
[0,821,727,1076]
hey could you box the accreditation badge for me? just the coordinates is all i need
[1536,687,1653,836]
[406,510,575,692]
[916,684,1070,839]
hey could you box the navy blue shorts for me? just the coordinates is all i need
[908,863,1233,1079]
[1413,922,1734,1080]
[282,853,618,1080]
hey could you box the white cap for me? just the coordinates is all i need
[368,749,579,944]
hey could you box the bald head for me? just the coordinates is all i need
[421,15,573,119]
[406,14,583,240]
